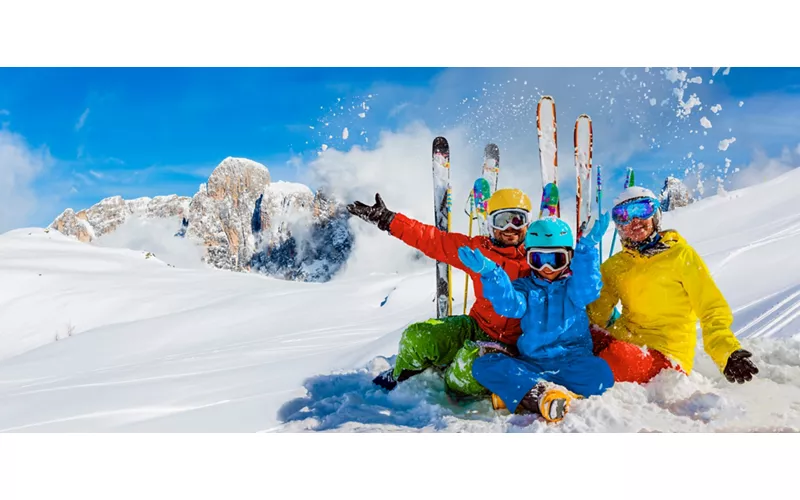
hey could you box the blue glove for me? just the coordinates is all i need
[457,246,496,276]
[577,211,610,252]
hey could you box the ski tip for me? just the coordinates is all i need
[433,136,449,154]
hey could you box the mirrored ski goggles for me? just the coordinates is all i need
[612,198,660,226]
[526,248,572,272]
[489,209,530,231]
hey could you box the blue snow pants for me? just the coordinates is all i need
[472,352,614,414]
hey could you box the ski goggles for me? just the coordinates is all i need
[526,248,572,272]
[489,209,530,231]
[612,197,660,226]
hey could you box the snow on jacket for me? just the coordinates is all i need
[389,213,530,344]
[477,237,602,359]
[586,229,740,374]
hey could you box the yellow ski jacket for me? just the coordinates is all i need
[587,230,740,374]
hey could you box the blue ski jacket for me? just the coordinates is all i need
[479,240,603,360]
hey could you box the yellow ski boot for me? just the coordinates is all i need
[491,393,507,410]
[519,382,582,423]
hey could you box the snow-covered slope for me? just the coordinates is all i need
[1,168,799,432]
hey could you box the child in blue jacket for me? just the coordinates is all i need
[457,213,614,422]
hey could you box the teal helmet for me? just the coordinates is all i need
[524,217,574,249]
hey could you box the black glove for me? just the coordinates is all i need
[346,193,396,232]
[723,349,758,384]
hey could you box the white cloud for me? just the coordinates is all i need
[0,129,52,232]
[0,109,9,116]
[728,145,800,190]
[75,108,90,131]
[89,170,104,179]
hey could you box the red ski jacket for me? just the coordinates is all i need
[389,213,531,344]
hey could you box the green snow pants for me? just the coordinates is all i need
[392,315,505,397]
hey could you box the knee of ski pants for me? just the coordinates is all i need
[573,357,615,397]
[397,320,435,354]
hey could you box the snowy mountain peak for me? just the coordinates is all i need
[48,157,354,282]
[205,157,271,199]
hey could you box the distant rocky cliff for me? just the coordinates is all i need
[50,157,354,282]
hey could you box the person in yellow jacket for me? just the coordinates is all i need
[587,186,759,384]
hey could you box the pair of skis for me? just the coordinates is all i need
[431,138,500,319]
[431,96,599,319]
[536,96,595,240]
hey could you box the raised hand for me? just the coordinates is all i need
[346,193,396,231]
[457,246,497,276]
[577,211,610,253]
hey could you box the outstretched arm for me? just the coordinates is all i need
[567,213,608,309]
[458,247,527,318]
[347,193,477,271]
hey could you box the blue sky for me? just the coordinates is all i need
[2,66,800,231]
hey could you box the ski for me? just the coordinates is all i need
[464,143,500,236]
[482,143,500,193]
[478,143,499,236]
[575,114,593,238]
[537,96,559,218]
[432,136,452,319]
[540,183,560,219]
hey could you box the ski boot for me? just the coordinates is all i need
[492,382,580,423]
[491,393,507,411]
[372,368,423,391]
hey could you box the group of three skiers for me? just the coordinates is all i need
[346,184,759,423]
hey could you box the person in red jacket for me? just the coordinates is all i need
[346,188,534,396]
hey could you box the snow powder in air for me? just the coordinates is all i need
[700,117,712,128]
[719,137,737,151]
[665,68,687,83]
[342,128,349,140]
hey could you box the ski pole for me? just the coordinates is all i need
[463,195,475,314]
[597,164,603,260]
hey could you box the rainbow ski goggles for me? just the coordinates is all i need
[526,248,572,272]
[611,197,660,226]
[489,209,530,231]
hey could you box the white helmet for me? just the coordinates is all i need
[613,186,658,206]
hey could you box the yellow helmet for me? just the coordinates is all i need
[487,188,532,214]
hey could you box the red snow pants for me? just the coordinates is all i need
[590,325,682,384]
